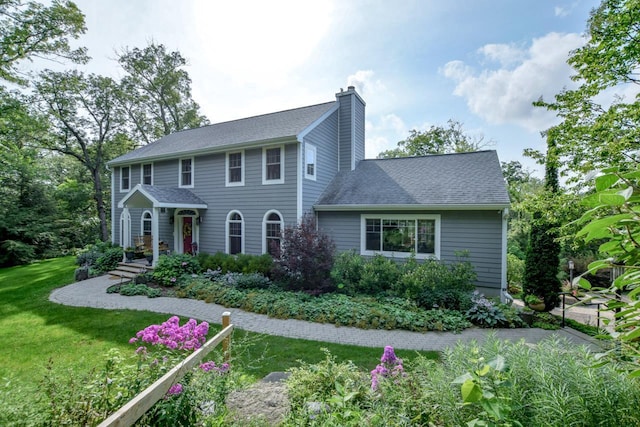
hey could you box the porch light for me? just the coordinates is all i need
[197,216,203,225]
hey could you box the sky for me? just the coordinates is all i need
[65,0,602,176]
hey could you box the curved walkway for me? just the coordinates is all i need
[50,276,604,352]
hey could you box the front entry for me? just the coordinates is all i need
[183,217,193,254]
[174,209,200,254]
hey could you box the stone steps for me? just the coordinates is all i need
[108,261,153,280]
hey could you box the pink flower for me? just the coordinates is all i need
[167,383,183,396]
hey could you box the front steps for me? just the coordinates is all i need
[108,261,154,280]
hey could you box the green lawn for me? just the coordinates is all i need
[0,257,437,406]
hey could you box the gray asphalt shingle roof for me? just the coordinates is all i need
[109,101,337,165]
[315,150,510,208]
[139,185,207,206]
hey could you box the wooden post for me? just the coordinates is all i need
[222,311,231,362]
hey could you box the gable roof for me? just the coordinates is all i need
[118,184,207,209]
[108,101,337,166]
[314,150,510,210]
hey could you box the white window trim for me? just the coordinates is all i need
[262,209,283,254]
[262,145,285,185]
[179,157,194,188]
[141,163,154,186]
[225,210,245,254]
[141,210,153,236]
[304,143,317,181]
[120,166,131,192]
[225,151,245,187]
[360,214,441,259]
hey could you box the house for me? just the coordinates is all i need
[108,86,510,297]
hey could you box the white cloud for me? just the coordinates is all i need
[442,32,585,132]
[365,113,407,158]
[478,43,526,67]
[555,6,569,17]
[346,70,387,96]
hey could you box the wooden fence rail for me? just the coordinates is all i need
[98,312,233,427]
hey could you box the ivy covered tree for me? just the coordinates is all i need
[523,136,561,310]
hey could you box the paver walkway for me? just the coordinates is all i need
[50,276,605,352]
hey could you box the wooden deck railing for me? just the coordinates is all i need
[98,312,233,427]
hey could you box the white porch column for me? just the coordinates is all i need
[123,207,131,247]
[501,208,509,303]
[152,207,160,266]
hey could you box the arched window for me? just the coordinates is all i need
[226,211,244,255]
[263,210,283,256]
[142,211,152,236]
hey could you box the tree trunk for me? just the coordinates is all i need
[92,167,109,242]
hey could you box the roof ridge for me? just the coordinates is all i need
[367,150,496,161]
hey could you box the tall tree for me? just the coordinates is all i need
[117,42,208,144]
[535,0,640,183]
[523,136,562,310]
[33,70,133,241]
[0,0,87,84]
[378,119,491,158]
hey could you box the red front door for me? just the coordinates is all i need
[183,217,193,254]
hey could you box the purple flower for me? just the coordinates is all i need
[167,383,183,396]
[371,346,405,390]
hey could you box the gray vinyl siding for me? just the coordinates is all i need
[190,142,298,255]
[353,98,365,165]
[338,94,353,171]
[317,210,504,293]
[302,110,339,213]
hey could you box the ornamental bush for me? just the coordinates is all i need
[272,213,336,293]
[153,253,201,286]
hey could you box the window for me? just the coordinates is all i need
[263,210,283,256]
[226,211,244,254]
[120,166,130,192]
[179,158,194,188]
[142,163,153,185]
[262,146,284,184]
[226,151,244,186]
[305,144,316,180]
[361,215,440,259]
[142,211,152,236]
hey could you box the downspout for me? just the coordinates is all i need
[501,208,512,304]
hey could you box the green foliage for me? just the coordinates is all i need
[393,256,476,310]
[117,42,209,144]
[506,253,524,293]
[286,349,369,416]
[197,251,273,276]
[534,0,640,185]
[574,166,640,375]
[465,292,524,328]
[378,119,490,158]
[108,283,161,298]
[177,277,471,332]
[359,254,402,295]
[153,253,201,286]
[94,246,123,274]
[0,0,88,85]
[283,337,640,426]
[523,211,561,311]
[330,250,366,293]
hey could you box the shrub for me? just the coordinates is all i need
[273,213,335,293]
[358,254,402,295]
[108,283,161,298]
[507,253,525,293]
[523,212,561,311]
[93,246,123,274]
[153,254,201,286]
[393,255,476,310]
[198,251,273,276]
[331,250,366,294]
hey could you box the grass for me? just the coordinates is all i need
[0,257,437,408]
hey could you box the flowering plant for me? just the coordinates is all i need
[371,346,405,390]
[129,315,209,351]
